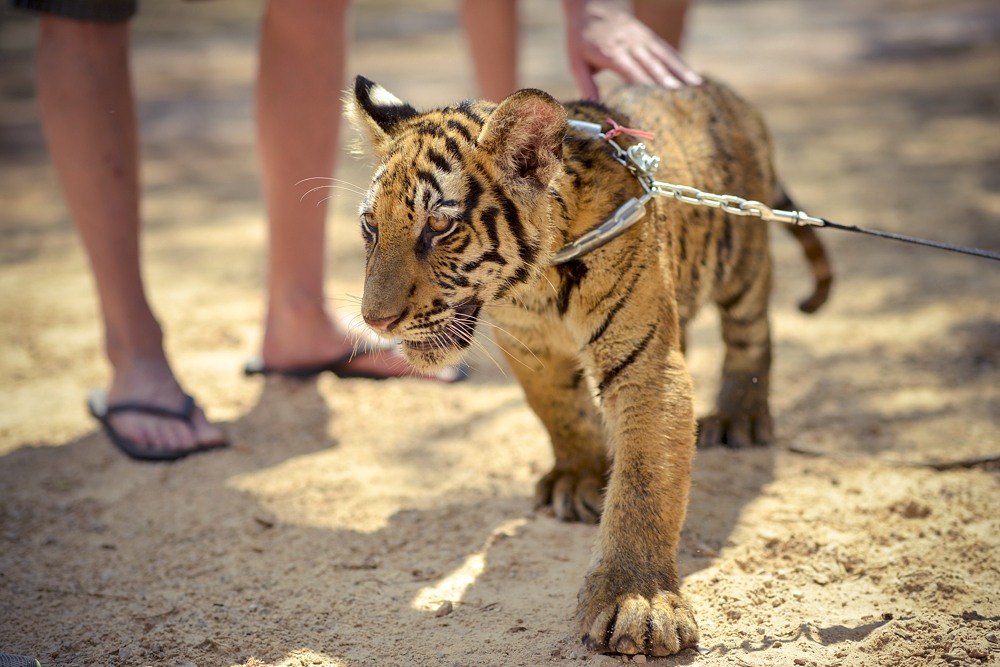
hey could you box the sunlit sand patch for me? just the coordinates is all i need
[411,517,528,612]
[236,649,345,667]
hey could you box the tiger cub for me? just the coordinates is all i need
[348,75,830,656]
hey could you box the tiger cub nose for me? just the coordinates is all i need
[363,310,406,332]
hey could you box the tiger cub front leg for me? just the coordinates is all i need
[495,324,608,524]
[578,336,699,656]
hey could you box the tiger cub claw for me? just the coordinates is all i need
[534,464,605,524]
[578,577,699,657]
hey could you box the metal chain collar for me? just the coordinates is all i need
[549,119,824,265]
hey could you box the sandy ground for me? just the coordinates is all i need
[1,1,999,666]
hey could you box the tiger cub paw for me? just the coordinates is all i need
[577,573,699,656]
[534,464,605,524]
[698,372,773,448]
[697,408,772,448]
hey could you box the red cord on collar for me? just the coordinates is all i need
[604,117,656,141]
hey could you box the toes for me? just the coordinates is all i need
[534,471,556,510]
[647,602,682,656]
[696,415,723,447]
[676,607,699,648]
[753,411,774,444]
[573,475,603,524]
[580,592,699,657]
[190,405,227,446]
[113,412,195,453]
[649,591,698,655]
[726,415,753,448]
[552,474,577,520]
[537,468,604,524]
[582,602,618,652]
[109,405,224,456]
[609,597,653,655]
[156,414,199,453]
[698,412,772,447]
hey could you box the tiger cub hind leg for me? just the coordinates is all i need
[698,242,774,448]
[697,186,832,448]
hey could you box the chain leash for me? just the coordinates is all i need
[550,119,1000,265]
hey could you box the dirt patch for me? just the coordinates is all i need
[1,1,998,666]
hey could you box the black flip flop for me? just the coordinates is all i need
[87,389,229,462]
[244,346,391,380]
[243,343,468,382]
[0,653,41,667]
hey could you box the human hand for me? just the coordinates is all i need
[563,0,702,100]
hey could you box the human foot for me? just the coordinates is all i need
[256,302,462,381]
[89,389,227,461]
[94,359,227,460]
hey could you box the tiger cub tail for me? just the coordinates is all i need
[775,187,833,314]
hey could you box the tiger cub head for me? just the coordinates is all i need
[347,75,568,371]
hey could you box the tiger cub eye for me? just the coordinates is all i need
[427,213,452,233]
[362,213,377,230]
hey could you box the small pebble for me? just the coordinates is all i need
[967,641,989,659]
[591,656,619,666]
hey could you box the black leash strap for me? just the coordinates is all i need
[819,218,1000,262]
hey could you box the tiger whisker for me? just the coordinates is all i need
[295,176,337,185]
[463,319,540,372]
[305,182,365,195]
[448,319,509,376]
[296,176,368,190]
[468,336,510,375]
[451,310,540,372]
[300,182,367,197]
[330,293,365,311]
[532,265,558,295]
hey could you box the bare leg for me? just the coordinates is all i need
[634,0,690,50]
[256,0,416,377]
[459,0,519,101]
[37,16,223,453]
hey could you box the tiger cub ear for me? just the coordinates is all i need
[478,89,567,191]
[346,75,420,156]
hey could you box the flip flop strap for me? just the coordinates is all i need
[104,393,196,421]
